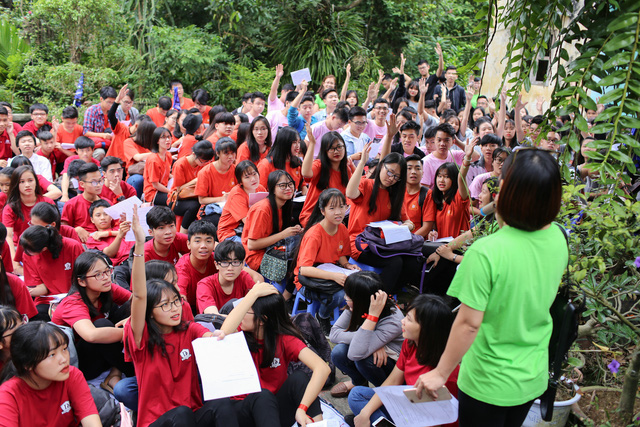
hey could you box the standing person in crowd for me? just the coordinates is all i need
[416,149,567,427]
[434,67,466,113]
[415,43,444,101]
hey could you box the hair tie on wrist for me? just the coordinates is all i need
[480,207,486,216]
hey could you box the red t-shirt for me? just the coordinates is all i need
[2,196,55,246]
[0,127,17,160]
[347,178,408,259]
[6,273,38,319]
[0,192,6,213]
[124,320,209,427]
[61,155,101,174]
[85,234,135,265]
[299,159,351,226]
[404,188,430,231]
[217,184,267,242]
[123,139,150,172]
[236,143,268,165]
[37,147,67,178]
[14,225,80,264]
[424,190,470,239]
[257,158,302,190]
[52,284,131,328]
[61,195,103,232]
[144,232,189,265]
[175,253,218,311]
[55,124,84,145]
[143,152,173,203]
[194,162,236,198]
[1,240,12,273]
[396,340,460,427]
[23,237,85,305]
[196,271,255,313]
[178,135,198,159]
[251,334,307,394]
[22,120,52,136]
[171,156,204,190]
[241,198,281,271]
[145,107,167,128]
[100,180,137,205]
[0,366,98,427]
[294,222,350,290]
[106,121,131,160]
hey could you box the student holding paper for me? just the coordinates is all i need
[221,283,331,427]
[124,205,237,427]
[349,294,458,427]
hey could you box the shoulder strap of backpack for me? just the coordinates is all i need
[418,186,429,209]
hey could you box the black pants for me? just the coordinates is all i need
[76,318,135,380]
[34,304,51,321]
[150,399,238,427]
[153,191,168,206]
[421,242,459,296]
[357,251,423,294]
[458,390,534,427]
[276,370,322,427]
[231,389,280,427]
[174,199,200,230]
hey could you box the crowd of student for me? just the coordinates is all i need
[0,47,609,426]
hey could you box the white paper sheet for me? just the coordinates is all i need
[248,192,269,207]
[291,68,312,86]
[293,195,307,203]
[368,221,411,244]
[102,196,152,241]
[61,143,75,150]
[373,385,458,427]
[317,263,359,276]
[192,332,261,401]
[369,141,382,159]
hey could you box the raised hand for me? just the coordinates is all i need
[435,42,442,57]
[116,84,128,104]
[386,113,397,136]
[419,77,429,94]
[345,63,351,78]
[275,64,284,78]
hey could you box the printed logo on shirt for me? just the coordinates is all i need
[338,242,343,251]
[180,349,192,361]
[270,357,281,369]
[60,401,71,415]
[372,137,383,144]
[64,262,71,271]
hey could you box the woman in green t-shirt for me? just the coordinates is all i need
[414,148,567,427]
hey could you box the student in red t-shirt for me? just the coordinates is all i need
[177,114,204,159]
[202,112,235,146]
[37,129,72,179]
[8,155,62,201]
[62,162,107,242]
[145,206,189,265]
[346,146,421,294]
[145,96,172,128]
[144,127,173,205]
[221,284,331,426]
[195,137,237,225]
[85,200,134,266]
[52,251,134,391]
[295,189,359,333]
[217,160,266,243]
[60,136,102,203]
[124,208,236,427]
[100,156,136,205]
[300,129,352,226]
[55,106,85,145]
[257,126,305,192]
[0,307,22,372]
[424,140,473,240]
[0,245,37,320]
[123,120,157,198]
[237,116,272,164]
[192,89,211,125]
[0,321,101,427]
[0,106,17,166]
[197,239,256,315]
[350,294,459,427]
[403,154,432,237]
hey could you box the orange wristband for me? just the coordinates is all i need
[298,404,308,412]
[362,313,379,322]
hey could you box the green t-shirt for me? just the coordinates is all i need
[447,224,568,406]
[314,94,326,110]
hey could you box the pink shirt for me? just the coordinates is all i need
[310,121,343,158]
[469,172,493,199]
[363,120,387,145]
[420,151,466,188]
[266,110,288,143]
[268,97,284,113]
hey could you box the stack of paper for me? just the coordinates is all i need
[368,221,411,244]
[103,196,152,241]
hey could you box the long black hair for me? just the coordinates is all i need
[432,162,459,211]
[0,224,15,308]
[30,202,62,230]
[20,225,63,259]
[245,293,304,368]
[344,271,396,332]
[247,117,272,163]
[69,251,114,319]
[267,126,301,170]
[144,279,188,357]
[150,127,171,153]
[406,294,454,367]
[133,120,156,149]
[368,153,406,219]
[317,132,349,191]
[266,170,294,234]
[7,166,43,220]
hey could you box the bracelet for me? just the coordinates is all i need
[361,313,379,322]
[479,207,486,217]
[298,404,308,412]
[132,252,144,257]
[452,254,458,262]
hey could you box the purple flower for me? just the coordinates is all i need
[608,359,620,374]
[635,256,640,269]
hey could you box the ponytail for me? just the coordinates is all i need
[19,225,63,259]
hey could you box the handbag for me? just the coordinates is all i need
[298,274,343,294]
[260,244,288,282]
[355,225,424,258]
[127,161,145,176]
[167,183,197,210]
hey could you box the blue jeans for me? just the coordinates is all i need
[126,174,144,199]
[223,235,242,243]
[302,287,345,319]
[331,343,395,387]
[348,386,392,424]
[113,376,138,411]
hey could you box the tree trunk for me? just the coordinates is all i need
[617,350,640,424]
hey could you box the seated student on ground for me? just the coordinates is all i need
[294,189,359,335]
[203,112,236,146]
[237,116,272,164]
[257,126,305,193]
[60,136,102,202]
[20,225,84,320]
[468,146,509,204]
[145,96,172,128]
[342,106,372,162]
[125,210,236,427]
[330,272,404,398]
[362,98,390,146]
[308,107,349,158]
[54,106,84,147]
[85,199,134,266]
[163,109,179,142]
[287,81,317,140]
[143,127,173,206]
[0,307,23,372]
[0,102,21,134]
[192,89,211,125]
[403,154,431,237]
[61,163,108,242]
[107,85,146,160]
[2,165,55,268]
[115,86,138,125]
[266,90,297,142]
[100,156,136,205]
[0,167,10,207]
[349,295,458,427]
[423,140,474,241]
[177,114,204,159]
[51,250,134,392]
[9,130,53,181]
[145,206,189,265]
[195,137,237,226]
[37,130,71,179]
[312,88,340,122]
[0,321,101,427]
[197,239,257,315]
[123,119,156,198]
[217,160,266,243]
[21,103,52,136]
[9,156,62,200]
[0,225,38,320]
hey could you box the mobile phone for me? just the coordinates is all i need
[403,386,452,403]
[372,416,396,427]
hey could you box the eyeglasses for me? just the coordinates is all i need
[161,134,172,140]
[277,182,296,190]
[32,113,47,117]
[352,120,367,126]
[328,144,345,153]
[82,178,105,187]
[383,164,401,182]
[217,259,243,268]
[106,167,123,175]
[85,267,114,281]
[155,297,183,312]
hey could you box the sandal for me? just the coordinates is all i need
[330,381,354,398]
[100,372,122,395]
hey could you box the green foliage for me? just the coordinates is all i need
[0,19,30,80]
[219,61,273,106]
